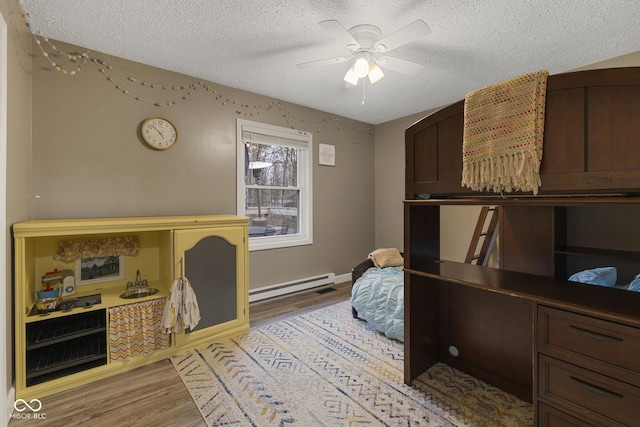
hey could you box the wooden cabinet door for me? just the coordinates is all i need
[437,111,465,185]
[407,101,474,197]
[412,123,438,184]
[540,88,585,176]
[173,226,248,347]
[588,85,640,172]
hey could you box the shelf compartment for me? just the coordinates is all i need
[26,337,107,382]
[25,309,108,386]
[555,246,640,285]
[26,310,106,350]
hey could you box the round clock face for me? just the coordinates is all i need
[140,117,177,150]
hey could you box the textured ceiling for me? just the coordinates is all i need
[20,0,640,124]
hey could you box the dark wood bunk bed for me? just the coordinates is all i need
[404,67,640,427]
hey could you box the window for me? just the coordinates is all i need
[236,119,313,251]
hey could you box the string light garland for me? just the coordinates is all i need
[19,4,373,143]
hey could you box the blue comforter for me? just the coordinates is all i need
[351,266,404,342]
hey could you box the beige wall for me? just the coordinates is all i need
[30,39,375,289]
[2,0,34,420]
[571,51,640,71]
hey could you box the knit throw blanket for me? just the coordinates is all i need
[462,70,548,195]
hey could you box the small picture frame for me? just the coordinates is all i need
[75,255,124,285]
[318,143,335,166]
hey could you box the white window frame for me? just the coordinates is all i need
[236,119,313,251]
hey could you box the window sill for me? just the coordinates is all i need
[249,234,312,251]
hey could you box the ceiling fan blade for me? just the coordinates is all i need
[296,56,350,69]
[319,20,360,49]
[374,20,431,52]
[378,56,425,75]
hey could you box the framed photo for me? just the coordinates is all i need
[75,255,124,285]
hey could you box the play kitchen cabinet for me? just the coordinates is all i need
[13,215,249,399]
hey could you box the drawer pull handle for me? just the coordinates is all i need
[570,376,623,398]
[570,325,622,342]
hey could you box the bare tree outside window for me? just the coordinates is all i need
[245,142,299,236]
[237,119,313,251]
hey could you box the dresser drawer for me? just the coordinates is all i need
[538,403,595,427]
[539,355,639,426]
[538,306,640,375]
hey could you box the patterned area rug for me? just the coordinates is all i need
[171,301,533,426]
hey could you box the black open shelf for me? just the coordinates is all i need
[25,309,107,386]
[27,311,106,350]
[27,339,106,377]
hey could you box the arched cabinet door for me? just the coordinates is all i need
[173,226,248,348]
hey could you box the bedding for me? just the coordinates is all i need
[568,267,617,287]
[568,267,640,292]
[368,248,404,268]
[351,264,404,342]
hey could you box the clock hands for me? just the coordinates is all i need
[150,125,165,140]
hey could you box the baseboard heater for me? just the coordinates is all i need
[249,273,336,303]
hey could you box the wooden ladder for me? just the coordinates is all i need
[465,206,499,266]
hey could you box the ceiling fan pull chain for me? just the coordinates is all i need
[362,80,366,106]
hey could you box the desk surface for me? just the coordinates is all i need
[406,260,640,326]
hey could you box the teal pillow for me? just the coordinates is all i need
[568,267,617,287]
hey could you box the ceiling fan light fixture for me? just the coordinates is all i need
[300,19,431,93]
[353,54,370,78]
[343,67,359,86]
[368,64,384,84]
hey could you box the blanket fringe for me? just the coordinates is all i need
[461,150,542,194]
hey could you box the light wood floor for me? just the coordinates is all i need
[9,281,352,427]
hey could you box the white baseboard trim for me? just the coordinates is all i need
[334,272,350,284]
[249,273,335,303]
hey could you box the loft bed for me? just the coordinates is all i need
[403,67,640,426]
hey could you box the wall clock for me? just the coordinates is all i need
[140,117,177,150]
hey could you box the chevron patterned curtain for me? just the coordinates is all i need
[109,298,170,361]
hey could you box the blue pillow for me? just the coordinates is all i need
[568,267,617,287]
[628,274,640,292]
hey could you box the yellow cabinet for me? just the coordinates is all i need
[13,215,249,399]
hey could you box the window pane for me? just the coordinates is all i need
[246,188,299,237]
[238,118,312,251]
[245,142,298,187]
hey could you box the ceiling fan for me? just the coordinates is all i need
[297,19,431,86]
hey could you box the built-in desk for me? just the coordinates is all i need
[404,200,640,426]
